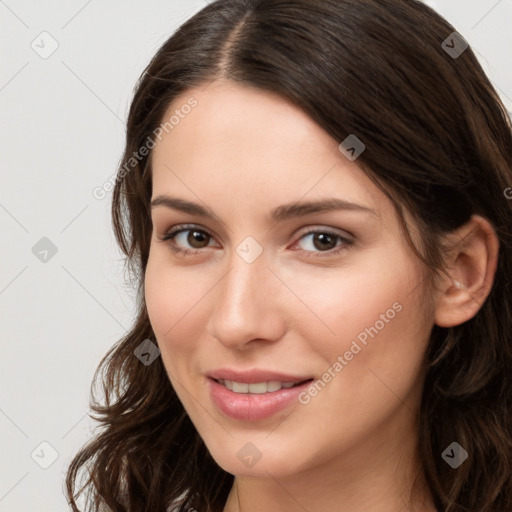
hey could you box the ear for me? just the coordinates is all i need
[434,214,499,328]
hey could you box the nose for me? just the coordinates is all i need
[206,247,287,351]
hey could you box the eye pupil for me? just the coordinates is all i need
[187,230,209,248]
[314,233,336,251]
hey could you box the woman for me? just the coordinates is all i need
[65,0,512,511]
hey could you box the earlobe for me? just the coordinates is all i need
[434,215,499,328]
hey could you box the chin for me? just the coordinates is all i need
[205,439,311,479]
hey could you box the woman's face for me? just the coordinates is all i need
[145,80,436,478]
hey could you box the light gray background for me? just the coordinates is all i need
[0,1,511,511]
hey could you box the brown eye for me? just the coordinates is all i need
[294,229,352,255]
[311,233,338,251]
[159,225,217,255]
[186,229,211,248]
[159,225,353,259]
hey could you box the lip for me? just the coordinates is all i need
[207,368,312,384]
[207,377,314,422]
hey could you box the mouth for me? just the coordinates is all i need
[211,377,314,394]
[208,377,315,421]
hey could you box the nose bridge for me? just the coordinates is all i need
[208,242,283,347]
[220,246,270,316]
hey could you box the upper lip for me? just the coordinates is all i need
[207,368,313,384]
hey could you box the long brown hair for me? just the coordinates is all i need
[65,1,512,510]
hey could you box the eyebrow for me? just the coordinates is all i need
[150,195,380,222]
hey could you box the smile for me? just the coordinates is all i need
[215,378,311,394]
[208,377,315,421]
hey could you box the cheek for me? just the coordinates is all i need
[144,258,205,405]
[144,257,194,353]
[144,258,171,339]
[289,253,431,409]
[145,252,199,334]
[277,253,422,356]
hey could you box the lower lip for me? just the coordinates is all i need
[207,378,313,422]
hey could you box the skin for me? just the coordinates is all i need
[144,79,499,512]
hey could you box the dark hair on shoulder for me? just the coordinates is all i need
[65,1,512,511]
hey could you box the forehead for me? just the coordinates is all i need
[150,80,389,219]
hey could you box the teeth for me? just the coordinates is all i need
[232,381,249,393]
[218,379,300,394]
[267,381,283,392]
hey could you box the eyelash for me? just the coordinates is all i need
[157,224,354,258]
